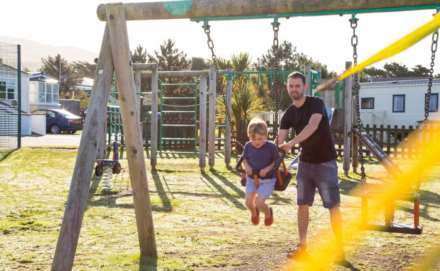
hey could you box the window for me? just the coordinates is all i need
[427,93,439,112]
[7,88,14,100]
[38,82,45,103]
[0,81,5,99]
[46,84,52,103]
[361,97,374,109]
[392,94,405,113]
[52,84,59,103]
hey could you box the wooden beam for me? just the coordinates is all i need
[343,61,353,177]
[208,66,217,168]
[151,65,159,168]
[224,74,233,166]
[51,24,114,271]
[199,75,208,169]
[105,3,157,259]
[97,0,440,21]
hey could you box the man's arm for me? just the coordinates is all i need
[280,113,322,151]
[277,129,289,146]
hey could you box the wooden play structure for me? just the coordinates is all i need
[51,1,440,270]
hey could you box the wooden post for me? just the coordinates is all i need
[208,66,217,168]
[106,3,157,259]
[134,70,143,141]
[150,65,159,168]
[224,74,233,166]
[199,75,208,168]
[52,25,114,271]
[343,61,353,176]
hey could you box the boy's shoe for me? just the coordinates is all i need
[251,209,259,225]
[264,208,273,226]
[287,244,308,259]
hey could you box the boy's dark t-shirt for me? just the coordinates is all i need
[280,96,336,163]
[243,141,279,178]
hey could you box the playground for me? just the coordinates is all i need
[2,0,440,270]
[0,148,439,270]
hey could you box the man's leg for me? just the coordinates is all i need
[298,204,309,246]
[329,205,343,252]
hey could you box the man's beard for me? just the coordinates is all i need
[290,92,304,101]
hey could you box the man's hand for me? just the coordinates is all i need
[279,142,294,153]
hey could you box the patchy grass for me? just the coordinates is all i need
[0,148,440,270]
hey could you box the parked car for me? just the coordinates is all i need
[32,108,83,134]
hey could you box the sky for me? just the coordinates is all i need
[1,0,439,74]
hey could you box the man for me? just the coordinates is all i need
[277,71,344,260]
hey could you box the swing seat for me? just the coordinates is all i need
[236,149,291,191]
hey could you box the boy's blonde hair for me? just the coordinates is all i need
[247,118,268,138]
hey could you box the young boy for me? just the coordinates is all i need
[242,118,280,226]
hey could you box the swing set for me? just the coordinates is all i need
[52,1,440,270]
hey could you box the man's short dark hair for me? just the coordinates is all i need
[287,71,306,85]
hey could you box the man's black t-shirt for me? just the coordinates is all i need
[280,96,337,163]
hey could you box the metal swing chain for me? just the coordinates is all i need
[350,15,366,180]
[201,20,234,146]
[425,20,439,121]
[202,21,218,66]
[271,18,281,139]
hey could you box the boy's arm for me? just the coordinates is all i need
[243,159,253,176]
[259,161,275,177]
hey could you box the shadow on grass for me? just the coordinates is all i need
[201,171,246,210]
[210,168,245,198]
[0,148,17,162]
[151,170,172,212]
[87,171,172,212]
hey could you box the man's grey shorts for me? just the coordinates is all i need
[296,160,340,209]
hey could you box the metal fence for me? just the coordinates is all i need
[0,42,21,154]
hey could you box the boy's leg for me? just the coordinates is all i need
[245,192,257,216]
[255,178,276,226]
[245,176,259,223]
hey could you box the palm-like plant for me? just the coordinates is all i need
[216,53,265,148]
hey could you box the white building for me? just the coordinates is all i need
[28,73,61,112]
[359,78,440,127]
[0,67,61,136]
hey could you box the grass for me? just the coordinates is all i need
[0,148,440,270]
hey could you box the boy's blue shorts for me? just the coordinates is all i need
[245,176,276,199]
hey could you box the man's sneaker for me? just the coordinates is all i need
[287,244,308,259]
[251,209,259,225]
[264,208,274,226]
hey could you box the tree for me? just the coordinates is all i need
[411,64,430,77]
[363,67,387,78]
[40,54,82,99]
[73,61,96,78]
[216,53,265,145]
[132,44,147,64]
[148,39,191,71]
[259,41,335,79]
[383,62,411,77]
[191,57,209,70]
